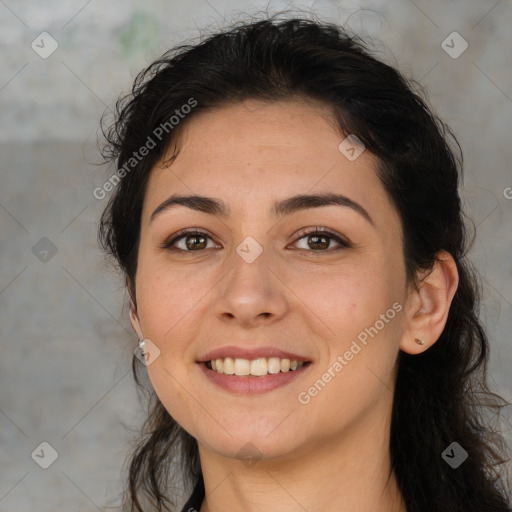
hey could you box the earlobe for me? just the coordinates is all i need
[400,250,459,355]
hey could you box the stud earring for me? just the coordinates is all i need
[414,338,425,345]
[138,339,145,350]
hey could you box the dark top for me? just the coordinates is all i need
[180,476,205,512]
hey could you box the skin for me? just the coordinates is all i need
[129,98,459,512]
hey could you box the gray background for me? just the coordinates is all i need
[1,0,511,510]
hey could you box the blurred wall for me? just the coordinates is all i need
[1,1,511,510]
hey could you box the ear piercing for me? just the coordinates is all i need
[414,338,425,345]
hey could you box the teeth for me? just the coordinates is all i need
[250,358,268,376]
[234,358,250,376]
[223,357,235,375]
[267,357,281,374]
[206,357,306,376]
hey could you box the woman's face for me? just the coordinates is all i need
[130,99,411,461]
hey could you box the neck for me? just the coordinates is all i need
[197,397,406,512]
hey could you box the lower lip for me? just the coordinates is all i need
[198,362,312,394]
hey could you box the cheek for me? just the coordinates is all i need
[296,289,402,432]
[292,257,404,400]
[291,258,401,336]
[135,259,211,341]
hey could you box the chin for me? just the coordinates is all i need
[199,426,303,461]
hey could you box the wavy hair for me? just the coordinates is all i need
[98,12,512,512]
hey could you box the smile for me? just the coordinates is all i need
[206,357,307,376]
[198,359,312,394]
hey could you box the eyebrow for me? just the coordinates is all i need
[150,192,374,226]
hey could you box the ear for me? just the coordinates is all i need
[400,250,459,355]
[129,298,144,340]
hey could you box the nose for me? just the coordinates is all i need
[212,246,289,328]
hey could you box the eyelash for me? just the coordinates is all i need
[160,226,351,255]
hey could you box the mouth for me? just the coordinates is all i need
[197,355,313,395]
[196,345,313,394]
[201,357,312,377]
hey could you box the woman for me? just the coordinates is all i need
[98,13,511,512]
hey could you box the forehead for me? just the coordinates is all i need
[141,99,394,226]
[173,98,343,161]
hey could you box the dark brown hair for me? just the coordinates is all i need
[98,12,512,512]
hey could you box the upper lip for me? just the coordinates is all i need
[197,345,311,363]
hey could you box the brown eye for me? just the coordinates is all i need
[161,229,218,252]
[183,233,208,250]
[306,233,330,250]
[293,227,351,254]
